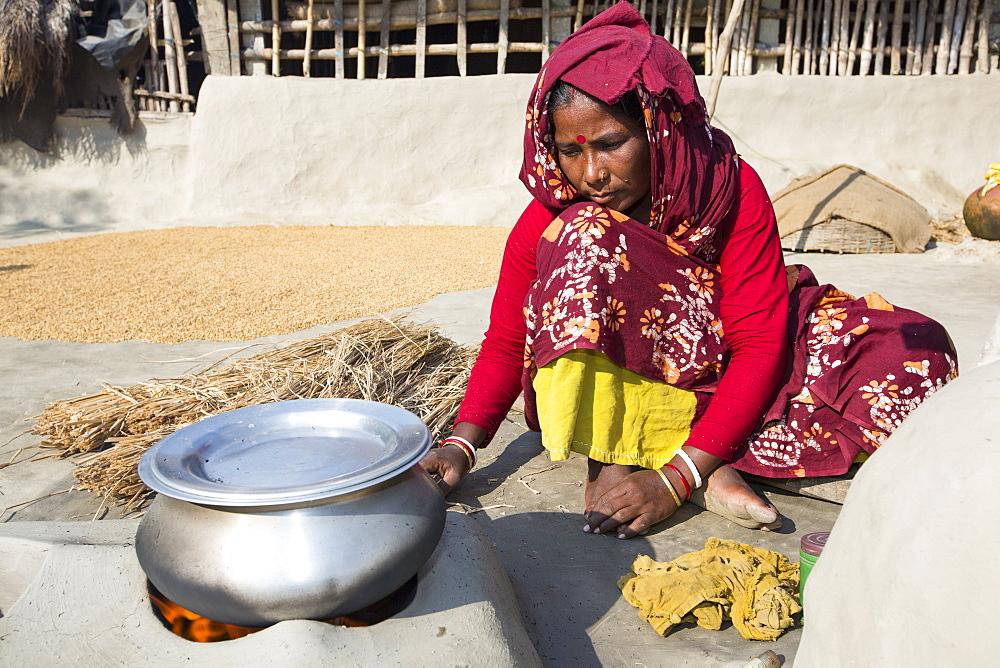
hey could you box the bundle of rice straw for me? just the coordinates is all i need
[32,318,478,511]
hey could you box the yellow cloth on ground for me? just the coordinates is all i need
[532,349,697,469]
[618,538,802,641]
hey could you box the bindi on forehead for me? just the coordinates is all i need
[576,135,586,144]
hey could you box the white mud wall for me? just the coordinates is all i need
[2,73,997,245]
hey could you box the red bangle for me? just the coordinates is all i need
[666,463,691,500]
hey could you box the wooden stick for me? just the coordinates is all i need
[891,0,905,72]
[161,0,181,111]
[905,0,918,72]
[948,0,969,72]
[731,0,746,73]
[682,0,694,57]
[168,1,191,110]
[742,0,760,74]
[860,0,877,73]
[650,0,660,35]
[828,0,840,73]
[416,0,426,78]
[377,0,389,78]
[959,0,979,72]
[936,0,956,73]
[304,0,315,76]
[271,0,280,75]
[836,0,849,74]
[575,0,585,31]
[819,0,832,73]
[498,0,509,74]
[457,0,467,75]
[875,0,889,73]
[662,0,675,42]
[245,41,554,60]
[134,88,197,103]
[542,0,551,60]
[357,0,366,79]
[804,0,815,73]
[847,0,864,73]
[912,0,927,72]
[227,0,241,75]
[704,0,714,73]
[784,0,798,73]
[147,0,162,109]
[978,0,992,72]
[334,0,345,78]
[706,0,747,119]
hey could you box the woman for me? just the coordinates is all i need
[420,2,956,539]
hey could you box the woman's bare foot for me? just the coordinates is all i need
[689,465,782,530]
[584,459,634,510]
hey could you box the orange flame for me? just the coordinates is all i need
[148,588,371,643]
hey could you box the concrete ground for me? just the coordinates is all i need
[3,245,999,665]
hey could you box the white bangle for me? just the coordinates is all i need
[441,436,477,469]
[675,448,703,489]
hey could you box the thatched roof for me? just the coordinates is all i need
[0,0,78,105]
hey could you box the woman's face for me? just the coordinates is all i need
[551,93,652,222]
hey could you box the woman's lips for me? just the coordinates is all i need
[590,192,616,205]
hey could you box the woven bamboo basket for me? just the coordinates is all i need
[781,219,896,254]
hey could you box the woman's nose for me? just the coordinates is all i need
[583,156,609,186]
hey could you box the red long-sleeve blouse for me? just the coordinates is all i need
[456,161,789,461]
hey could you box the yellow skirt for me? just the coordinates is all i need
[532,349,698,469]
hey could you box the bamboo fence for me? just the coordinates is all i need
[141,0,998,112]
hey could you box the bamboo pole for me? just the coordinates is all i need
[662,0,675,41]
[457,0,467,75]
[704,0,714,73]
[304,0,315,75]
[682,0,694,57]
[891,0,905,71]
[498,0,509,74]
[906,0,918,71]
[542,0,550,60]
[357,0,366,78]
[921,0,938,73]
[860,0,877,73]
[948,0,969,71]
[334,0,345,77]
[650,0,659,35]
[958,0,979,72]
[875,0,889,73]
[836,0,849,74]
[168,1,190,110]
[271,0,280,75]
[978,0,992,72]
[243,41,553,59]
[828,0,840,73]
[161,0,181,111]
[819,0,832,74]
[416,0,426,77]
[575,0,585,31]
[732,0,747,73]
[847,0,864,73]
[912,0,927,72]
[227,0,241,75]
[784,0,798,73]
[742,0,760,74]
[936,0,956,73]
[147,0,161,110]
[805,0,815,73]
[707,0,747,119]
[377,0,389,77]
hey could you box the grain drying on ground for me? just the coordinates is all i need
[0,225,510,343]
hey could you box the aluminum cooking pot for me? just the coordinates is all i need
[135,398,446,627]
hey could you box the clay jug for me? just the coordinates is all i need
[963,163,1000,241]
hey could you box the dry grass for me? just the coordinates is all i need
[0,0,76,102]
[33,318,478,510]
[0,225,509,343]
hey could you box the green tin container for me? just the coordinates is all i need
[799,531,830,608]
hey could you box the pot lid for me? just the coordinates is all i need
[138,399,432,506]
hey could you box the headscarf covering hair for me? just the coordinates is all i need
[519,1,741,260]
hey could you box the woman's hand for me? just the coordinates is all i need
[418,444,472,495]
[584,469,679,539]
